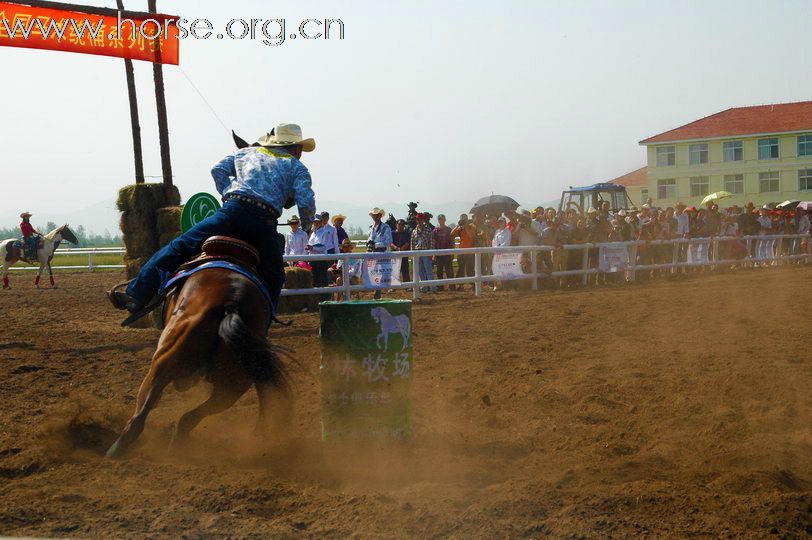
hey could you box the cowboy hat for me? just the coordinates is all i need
[20,212,32,219]
[416,212,429,220]
[256,123,316,152]
[369,207,385,216]
[287,215,301,224]
[331,214,346,224]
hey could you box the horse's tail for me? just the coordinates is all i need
[218,307,288,393]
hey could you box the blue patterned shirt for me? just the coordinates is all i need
[211,147,316,229]
[368,222,393,250]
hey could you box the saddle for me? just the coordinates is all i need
[115,236,274,328]
[177,236,261,273]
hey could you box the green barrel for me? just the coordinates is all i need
[320,300,413,440]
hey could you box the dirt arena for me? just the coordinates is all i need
[0,267,810,538]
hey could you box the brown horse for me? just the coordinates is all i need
[106,266,289,458]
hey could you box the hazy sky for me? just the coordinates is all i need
[2,0,810,224]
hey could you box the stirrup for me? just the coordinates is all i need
[120,295,163,328]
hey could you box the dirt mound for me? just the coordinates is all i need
[0,268,810,537]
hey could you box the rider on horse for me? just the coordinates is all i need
[109,122,317,315]
[19,212,40,261]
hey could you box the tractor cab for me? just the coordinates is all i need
[559,183,633,214]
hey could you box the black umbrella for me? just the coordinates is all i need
[470,195,520,216]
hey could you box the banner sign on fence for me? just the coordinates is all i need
[754,239,776,260]
[599,242,629,272]
[492,252,524,279]
[0,2,180,64]
[687,240,710,264]
[362,257,402,288]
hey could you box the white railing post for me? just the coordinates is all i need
[88,250,95,272]
[629,243,638,282]
[341,257,350,302]
[581,245,589,286]
[530,250,538,291]
[413,254,421,300]
[671,240,677,274]
[474,251,482,297]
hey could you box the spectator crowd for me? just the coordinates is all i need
[282,199,812,293]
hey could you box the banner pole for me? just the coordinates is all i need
[148,0,174,201]
[116,0,144,184]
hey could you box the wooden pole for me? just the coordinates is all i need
[116,0,144,184]
[148,0,174,203]
[8,0,160,19]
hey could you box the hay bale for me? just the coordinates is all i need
[156,206,183,248]
[277,267,319,313]
[116,183,180,213]
[117,183,182,263]
[156,206,182,235]
[124,256,151,280]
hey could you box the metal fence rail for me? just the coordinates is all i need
[279,234,810,301]
[9,237,809,302]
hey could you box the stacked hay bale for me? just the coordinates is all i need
[277,266,320,313]
[156,206,183,247]
[117,184,180,279]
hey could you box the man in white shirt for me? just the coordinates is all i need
[319,211,341,254]
[284,215,308,261]
[307,214,333,287]
[492,217,512,247]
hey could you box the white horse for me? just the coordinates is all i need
[370,306,411,351]
[1,224,79,289]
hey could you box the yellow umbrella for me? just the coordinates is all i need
[701,191,733,206]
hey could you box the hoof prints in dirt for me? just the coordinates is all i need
[11,365,44,375]
[67,420,119,456]
[0,461,43,479]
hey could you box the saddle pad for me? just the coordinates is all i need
[160,260,275,312]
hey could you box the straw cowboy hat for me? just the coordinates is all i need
[369,207,385,216]
[287,215,300,224]
[20,212,32,219]
[331,214,346,224]
[256,123,316,152]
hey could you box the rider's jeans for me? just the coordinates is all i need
[126,199,284,311]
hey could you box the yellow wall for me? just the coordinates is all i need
[644,132,812,208]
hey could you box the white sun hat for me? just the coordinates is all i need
[256,123,316,152]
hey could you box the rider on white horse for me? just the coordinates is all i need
[19,212,41,261]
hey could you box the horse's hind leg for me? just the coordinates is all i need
[2,264,9,289]
[171,371,251,445]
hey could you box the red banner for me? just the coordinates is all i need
[0,2,179,64]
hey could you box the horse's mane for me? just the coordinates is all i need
[44,225,65,241]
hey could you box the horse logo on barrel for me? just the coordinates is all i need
[370,306,410,351]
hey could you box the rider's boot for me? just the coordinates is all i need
[108,290,146,313]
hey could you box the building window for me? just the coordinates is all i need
[724,174,744,194]
[656,146,675,167]
[657,179,676,199]
[640,189,649,204]
[723,141,743,162]
[758,171,780,193]
[798,135,812,157]
[689,176,709,197]
[689,143,709,165]
[800,169,812,191]
[758,138,779,159]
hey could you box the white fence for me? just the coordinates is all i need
[280,234,810,301]
[10,236,809,301]
[8,247,126,271]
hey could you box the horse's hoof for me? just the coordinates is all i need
[52,285,58,289]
